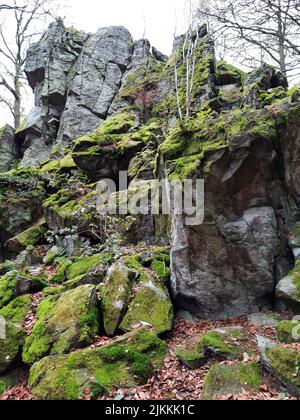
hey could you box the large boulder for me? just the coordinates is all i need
[22,285,99,364]
[29,327,167,400]
[100,263,137,337]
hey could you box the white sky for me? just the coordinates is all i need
[65,0,191,55]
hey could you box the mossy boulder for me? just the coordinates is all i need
[201,362,262,400]
[257,336,300,397]
[5,217,47,253]
[29,327,167,400]
[276,320,300,344]
[0,373,17,394]
[0,271,47,309]
[100,263,137,337]
[0,295,32,324]
[0,318,24,373]
[276,260,300,312]
[120,277,174,335]
[176,327,253,369]
[22,285,99,364]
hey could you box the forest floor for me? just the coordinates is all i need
[1,314,300,401]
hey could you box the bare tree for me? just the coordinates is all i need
[174,0,200,120]
[0,0,60,129]
[197,0,300,79]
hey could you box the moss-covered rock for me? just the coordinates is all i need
[0,295,32,324]
[100,263,137,337]
[29,327,167,400]
[276,321,300,344]
[201,362,262,400]
[22,285,99,364]
[276,260,300,312]
[257,336,300,397]
[0,318,24,373]
[5,217,47,253]
[0,271,47,309]
[120,277,173,335]
[176,327,253,369]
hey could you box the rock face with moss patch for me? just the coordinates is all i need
[201,362,262,400]
[0,318,24,373]
[22,285,99,364]
[6,218,47,253]
[101,263,137,337]
[0,125,18,172]
[29,327,166,400]
[257,336,300,397]
[0,373,17,394]
[277,260,300,312]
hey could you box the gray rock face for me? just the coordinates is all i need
[55,26,133,149]
[0,125,18,172]
[18,18,89,167]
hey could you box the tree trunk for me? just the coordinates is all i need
[13,68,21,129]
[277,0,287,75]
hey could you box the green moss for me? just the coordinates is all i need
[23,285,99,365]
[0,320,24,373]
[199,330,241,359]
[151,260,171,283]
[120,279,174,335]
[0,295,32,324]
[176,339,206,369]
[159,105,278,180]
[266,346,300,389]
[51,258,73,283]
[201,362,262,400]
[66,254,111,281]
[276,321,300,344]
[29,328,167,400]
[216,60,247,85]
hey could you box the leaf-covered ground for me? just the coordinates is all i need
[1,314,300,401]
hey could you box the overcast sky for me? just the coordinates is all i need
[65,0,192,55]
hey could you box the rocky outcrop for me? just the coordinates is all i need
[0,125,18,172]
